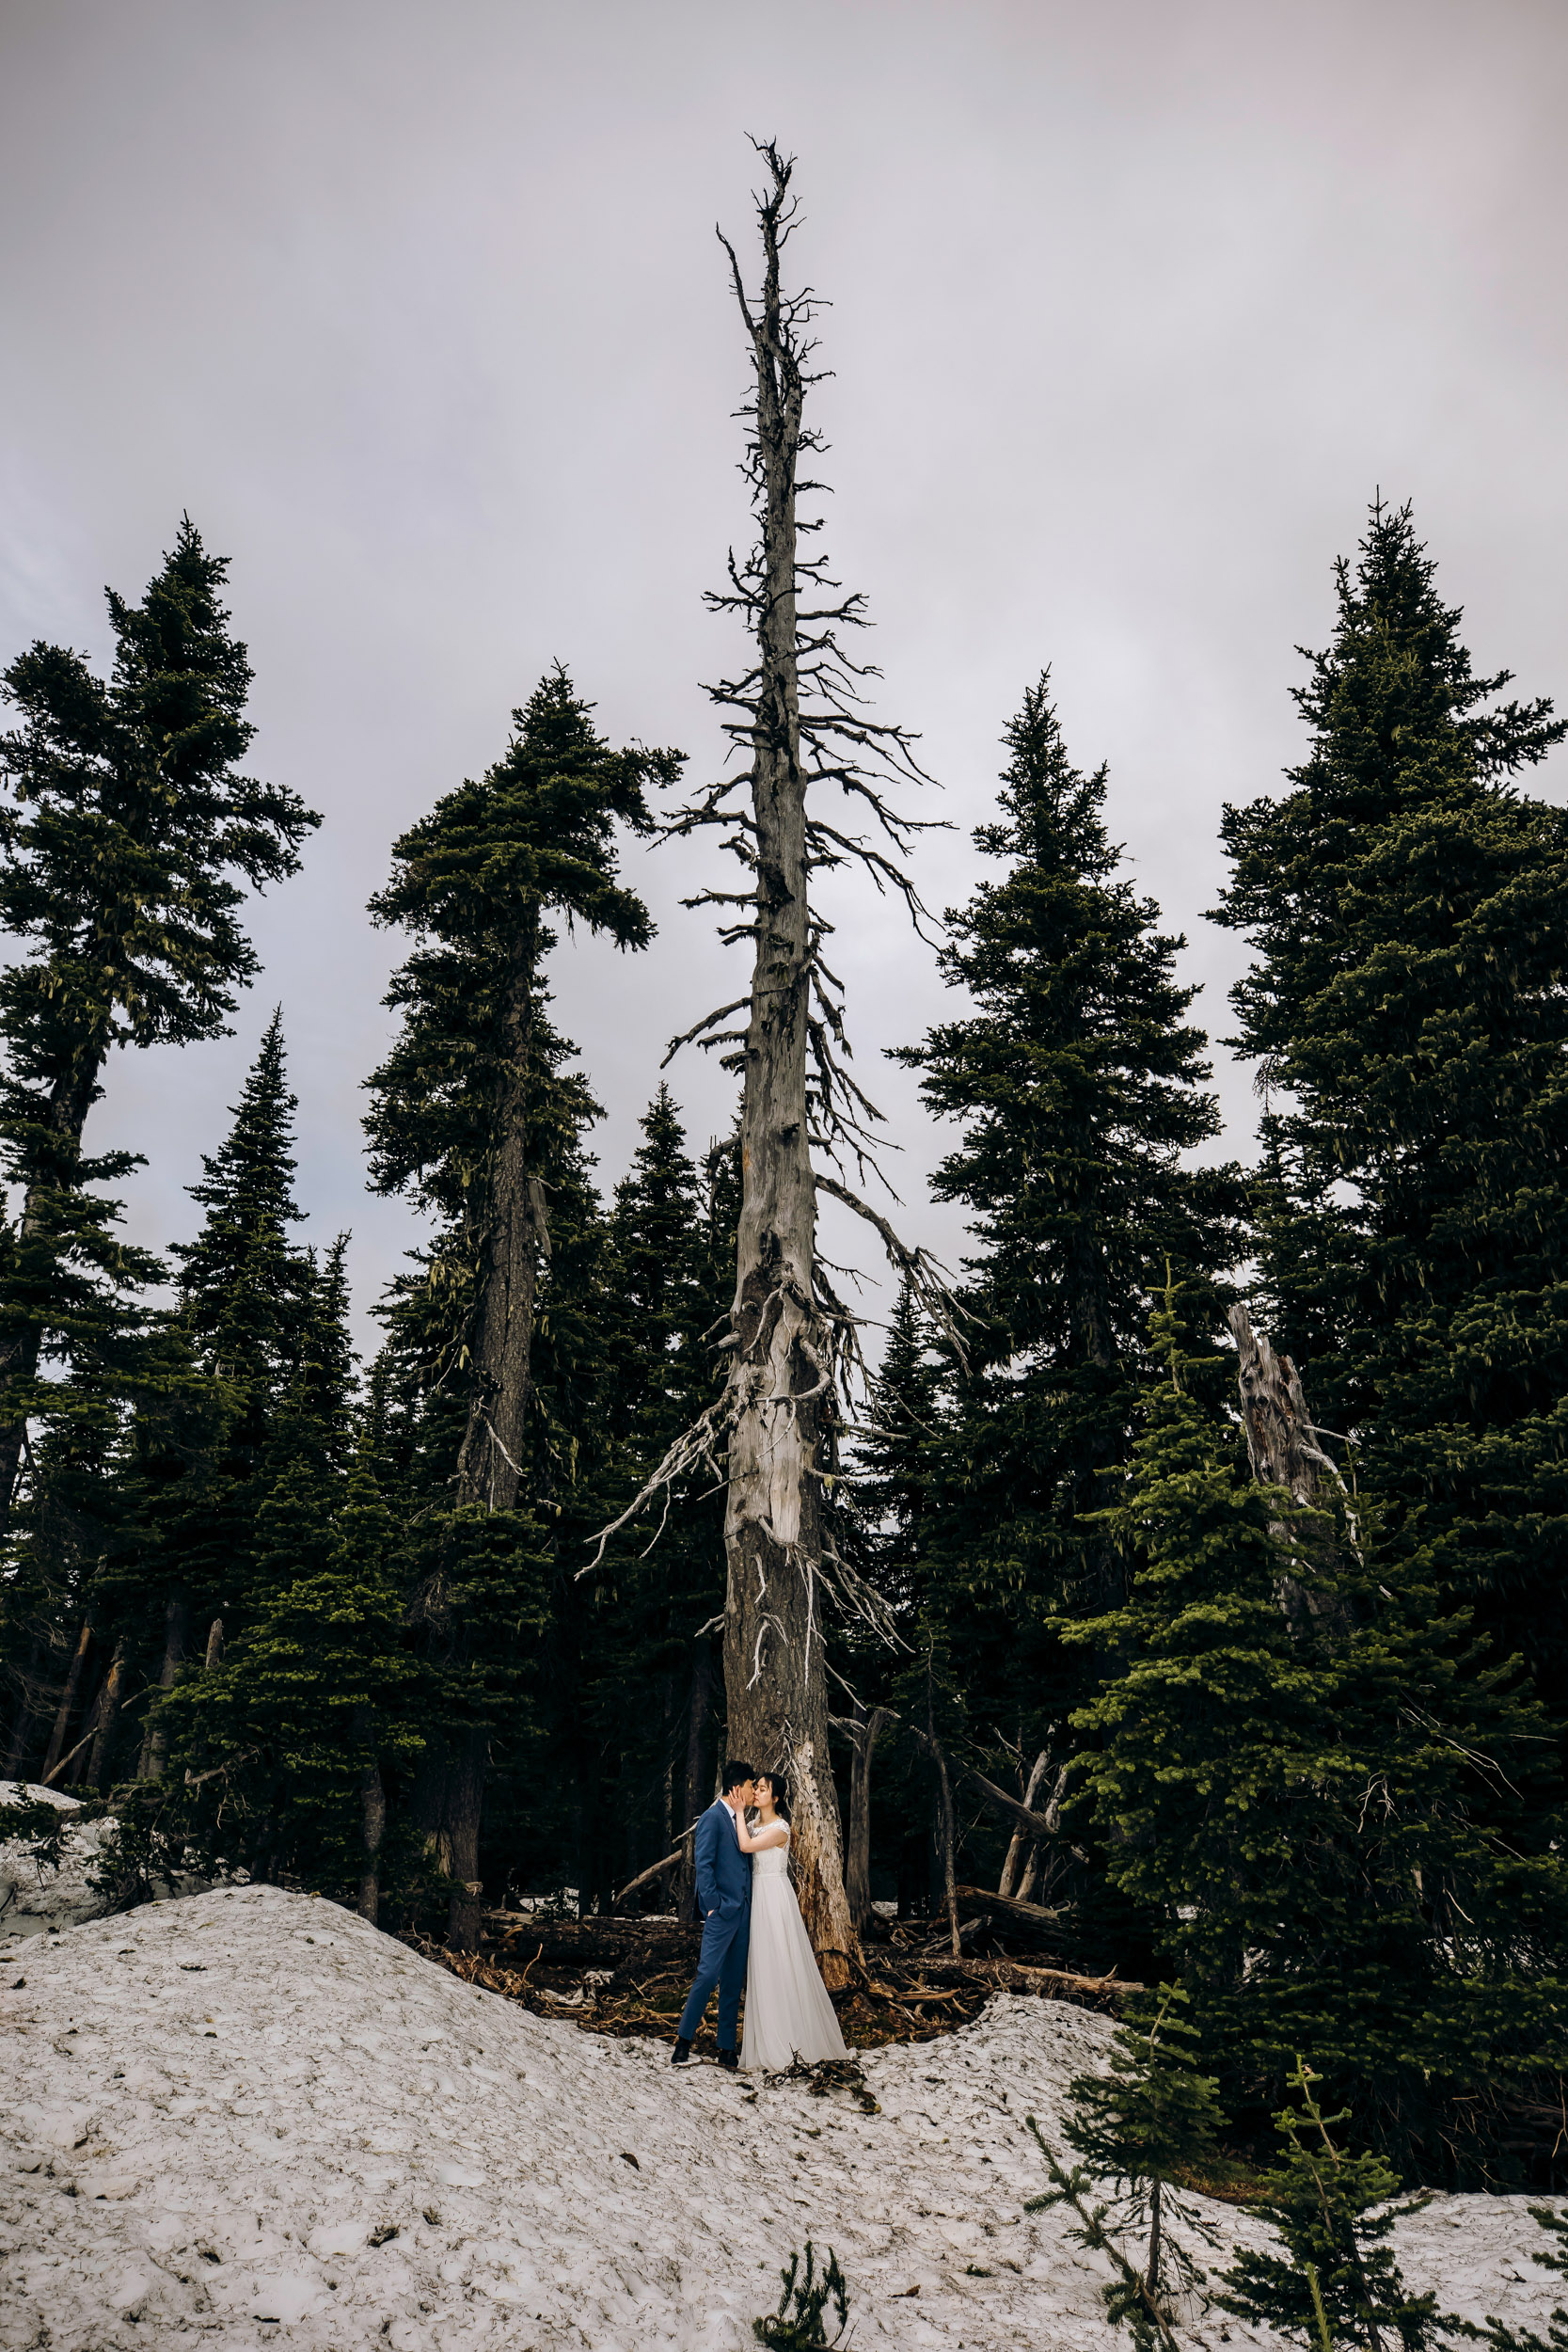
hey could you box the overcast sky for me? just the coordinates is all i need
[2,0,1564,1357]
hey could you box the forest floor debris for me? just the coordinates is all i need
[425,1903,1133,2053]
[1,1880,1558,2351]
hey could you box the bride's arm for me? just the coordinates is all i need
[733,1817,791,1853]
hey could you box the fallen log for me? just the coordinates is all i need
[953,1883,1070,1931]
[923,1954,1141,2002]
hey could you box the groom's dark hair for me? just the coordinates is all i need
[721,1759,754,1792]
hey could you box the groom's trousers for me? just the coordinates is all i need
[677,1904,751,2048]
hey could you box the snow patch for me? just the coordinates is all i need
[0,1780,117,1937]
[0,1880,1555,2349]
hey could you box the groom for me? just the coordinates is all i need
[671,1760,755,2071]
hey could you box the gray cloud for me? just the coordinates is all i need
[2,0,1563,1352]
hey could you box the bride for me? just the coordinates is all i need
[734,1770,847,2071]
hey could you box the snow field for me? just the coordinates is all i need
[0,1879,1558,2350]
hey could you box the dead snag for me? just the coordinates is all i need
[585,143,957,1994]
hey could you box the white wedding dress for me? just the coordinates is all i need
[740,1825,848,2071]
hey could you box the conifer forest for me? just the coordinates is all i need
[5,135,1568,2208]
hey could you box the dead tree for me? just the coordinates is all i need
[997,1749,1053,1899]
[584,143,958,1991]
[136,1597,189,1780]
[39,1618,93,1781]
[1228,1302,1356,1625]
[833,1699,895,1932]
[84,1636,128,1788]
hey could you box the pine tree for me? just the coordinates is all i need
[1212,500,1568,1738]
[363,666,674,1944]
[577,1091,734,1910]
[87,1013,318,1782]
[1061,1983,1227,2308]
[171,1006,309,1398]
[1219,2059,1461,2352]
[895,675,1243,1935]
[1071,1286,1568,2181]
[0,520,318,1534]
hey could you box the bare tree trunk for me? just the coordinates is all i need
[84,1637,129,1789]
[594,144,944,1981]
[455,911,544,1516]
[357,1715,386,1927]
[4,1636,45,1778]
[912,1711,961,1959]
[40,1620,93,1781]
[839,1701,894,1933]
[710,151,863,1994]
[1147,2176,1163,2296]
[443,1731,485,1953]
[673,1645,712,1920]
[202,1617,224,1670]
[138,1597,188,1780]
[998,1750,1052,1899]
[1228,1303,1352,1627]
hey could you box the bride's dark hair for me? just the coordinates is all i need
[754,1767,790,1820]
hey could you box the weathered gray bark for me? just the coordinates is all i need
[138,1597,188,1781]
[40,1619,93,1781]
[456,910,545,1515]
[84,1636,129,1789]
[712,161,859,1990]
[1228,1302,1353,1627]
[838,1701,894,1933]
[202,1616,224,1671]
[588,143,948,1986]
[998,1750,1052,1899]
[968,1762,1080,1904]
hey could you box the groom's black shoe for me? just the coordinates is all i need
[718,2047,739,2072]
[671,2038,692,2067]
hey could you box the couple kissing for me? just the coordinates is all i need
[671,1760,847,2074]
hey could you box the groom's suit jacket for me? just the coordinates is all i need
[693,1798,752,1926]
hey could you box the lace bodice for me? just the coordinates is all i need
[752,1824,791,1877]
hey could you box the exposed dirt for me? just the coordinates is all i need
[403,1907,1137,2055]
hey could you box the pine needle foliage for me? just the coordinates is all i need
[1218,2059,1465,2352]
[1069,1283,1568,2180]
[1062,1983,1227,2306]
[1212,498,1568,1743]
[752,2242,851,2348]
[1482,2205,1568,2352]
[895,675,1244,1925]
[0,519,318,1530]
[1023,2113,1181,2352]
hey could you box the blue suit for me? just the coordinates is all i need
[676,1799,752,2048]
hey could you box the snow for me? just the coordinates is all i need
[0,1781,220,1940]
[0,1879,1557,2350]
[0,1781,117,1938]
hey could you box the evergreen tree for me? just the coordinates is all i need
[171,1006,309,1396]
[1062,1983,1226,2308]
[363,667,675,1943]
[895,675,1243,1933]
[573,1089,734,1908]
[1212,500,1568,1737]
[0,520,318,1534]
[1219,2059,1461,2352]
[1483,2206,1568,2352]
[84,1013,318,1782]
[1071,1286,1568,2181]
